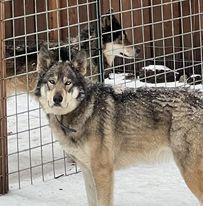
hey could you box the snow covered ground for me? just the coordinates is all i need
[1,72,202,205]
[0,163,199,206]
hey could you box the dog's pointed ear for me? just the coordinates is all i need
[37,46,54,74]
[71,50,87,76]
[102,8,114,30]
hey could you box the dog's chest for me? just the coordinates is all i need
[48,115,90,165]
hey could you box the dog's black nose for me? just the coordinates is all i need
[53,93,63,106]
[135,47,141,54]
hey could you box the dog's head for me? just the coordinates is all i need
[35,46,88,115]
[102,9,140,66]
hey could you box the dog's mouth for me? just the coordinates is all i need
[47,102,70,115]
[118,52,134,59]
[48,101,64,109]
[54,102,62,107]
[117,47,140,59]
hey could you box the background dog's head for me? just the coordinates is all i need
[102,9,140,66]
[35,46,87,115]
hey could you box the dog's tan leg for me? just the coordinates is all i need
[173,154,203,204]
[171,137,203,203]
[170,121,203,204]
[180,167,203,205]
[80,165,98,206]
[80,161,113,206]
[91,161,114,206]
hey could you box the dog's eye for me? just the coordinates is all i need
[65,81,72,86]
[49,80,56,85]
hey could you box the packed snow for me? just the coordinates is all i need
[1,71,202,206]
[0,164,199,206]
[142,65,171,71]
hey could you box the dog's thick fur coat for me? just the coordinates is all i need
[35,46,203,206]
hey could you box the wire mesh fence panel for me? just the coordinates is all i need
[103,0,203,89]
[4,0,100,190]
[0,0,203,191]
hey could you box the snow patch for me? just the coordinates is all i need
[142,65,171,71]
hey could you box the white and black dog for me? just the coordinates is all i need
[6,9,140,95]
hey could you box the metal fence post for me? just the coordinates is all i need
[0,0,8,195]
[95,0,104,83]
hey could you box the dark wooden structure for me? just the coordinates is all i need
[0,0,9,195]
[4,0,203,63]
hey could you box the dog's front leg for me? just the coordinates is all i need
[80,165,98,206]
[91,162,114,206]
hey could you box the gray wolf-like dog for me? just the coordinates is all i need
[35,46,203,206]
[7,10,140,95]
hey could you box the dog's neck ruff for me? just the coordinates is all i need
[55,115,77,133]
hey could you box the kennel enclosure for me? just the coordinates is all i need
[0,0,203,194]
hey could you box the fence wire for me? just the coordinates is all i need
[0,0,202,192]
